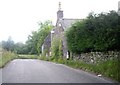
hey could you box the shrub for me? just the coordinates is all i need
[66,11,120,53]
[51,36,63,60]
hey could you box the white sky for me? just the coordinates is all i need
[0,0,119,43]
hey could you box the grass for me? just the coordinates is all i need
[66,59,120,82]
[95,59,120,81]
[38,56,120,82]
[0,51,119,82]
[0,50,18,68]
[18,54,38,59]
[0,52,38,68]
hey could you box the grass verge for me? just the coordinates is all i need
[0,53,38,68]
[38,56,120,82]
[0,51,18,68]
[65,59,120,82]
[18,54,38,59]
[0,52,119,82]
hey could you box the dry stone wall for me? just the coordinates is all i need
[72,51,120,64]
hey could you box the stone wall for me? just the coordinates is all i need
[42,33,51,56]
[72,51,120,64]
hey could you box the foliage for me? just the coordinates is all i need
[1,37,29,54]
[2,36,15,52]
[59,39,63,58]
[64,59,120,82]
[14,42,29,54]
[42,49,49,57]
[95,59,120,81]
[51,36,59,60]
[0,51,38,68]
[0,50,17,68]
[66,11,120,53]
[26,20,53,54]
[1,20,53,55]
[25,31,40,54]
[51,36,63,61]
[38,54,120,82]
[18,54,38,59]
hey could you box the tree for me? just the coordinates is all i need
[66,10,120,54]
[37,20,53,54]
[25,20,53,54]
[14,42,28,54]
[2,36,15,52]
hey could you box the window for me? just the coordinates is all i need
[58,23,61,27]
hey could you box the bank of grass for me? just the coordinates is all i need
[0,50,18,68]
[38,56,120,82]
[0,52,119,82]
[18,54,38,59]
[0,52,38,68]
[65,59,120,82]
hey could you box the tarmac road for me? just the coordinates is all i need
[1,59,114,83]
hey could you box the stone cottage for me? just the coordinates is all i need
[42,2,82,58]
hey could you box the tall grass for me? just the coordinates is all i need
[64,59,120,82]
[0,50,17,68]
[0,51,39,68]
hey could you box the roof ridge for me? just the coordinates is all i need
[62,18,82,20]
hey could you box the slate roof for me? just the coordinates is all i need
[58,18,82,30]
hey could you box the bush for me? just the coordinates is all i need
[51,36,63,60]
[58,58,64,64]
[66,11,120,53]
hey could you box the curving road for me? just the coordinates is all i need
[1,59,114,83]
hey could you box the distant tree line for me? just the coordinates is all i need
[66,11,120,54]
[1,37,28,54]
[1,20,53,54]
[2,37,15,52]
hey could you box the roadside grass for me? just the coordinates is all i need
[0,51,38,68]
[18,54,38,59]
[1,52,119,82]
[96,59,120,82]
[0,50,18,68]
[65,59,120,82]
[38,56,120,82]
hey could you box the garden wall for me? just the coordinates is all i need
[72,51,120,64]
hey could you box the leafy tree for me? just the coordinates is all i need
[25,20,53,54]
[66,10,120,54]
[1,20,53,54]
[14,42,29,54]
[25,31,39,54]
[37,20,53,54]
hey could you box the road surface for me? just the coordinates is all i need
[1,59,114,83]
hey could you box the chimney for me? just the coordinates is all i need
[57,2,63,20]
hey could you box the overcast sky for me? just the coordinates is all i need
[0,0,119,43]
